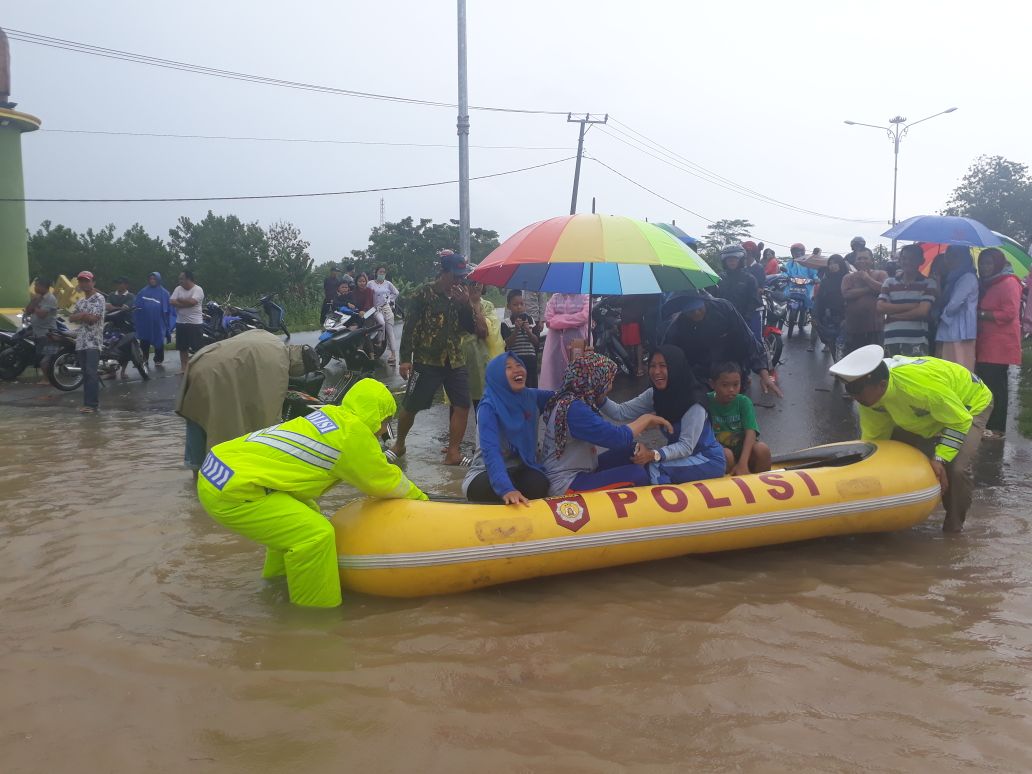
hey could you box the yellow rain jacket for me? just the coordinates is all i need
[200,378,426,503]
[858,356,993,463]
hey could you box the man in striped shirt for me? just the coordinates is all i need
[877,244,937,357]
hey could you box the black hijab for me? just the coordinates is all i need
[650,345,707,424]
[818,254,848,310]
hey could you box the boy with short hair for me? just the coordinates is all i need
[707,361,772,475]
[501,289,541,387]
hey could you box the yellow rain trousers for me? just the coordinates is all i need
[197,379,427,608]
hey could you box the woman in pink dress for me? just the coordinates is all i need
[539,293,590,390]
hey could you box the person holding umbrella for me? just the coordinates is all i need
[934,245,979,371]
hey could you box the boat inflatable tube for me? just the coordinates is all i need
[333,441,940,598]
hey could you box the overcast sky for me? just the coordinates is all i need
[6,0,1029,263]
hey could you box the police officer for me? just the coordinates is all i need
[830,345,993,532]
[197,378,428,607]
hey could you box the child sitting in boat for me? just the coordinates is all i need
[601,345,726,484]
[540,352,672,495]
[708,361,772,475]
[463,353,553,506]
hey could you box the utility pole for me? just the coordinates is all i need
[379,197,385,227]
[456,0,471,259]
[567,113,608,215]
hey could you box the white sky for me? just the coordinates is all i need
[6,0,1029,260]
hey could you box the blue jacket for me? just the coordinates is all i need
[463,388,553,498]
[541,399,635,495]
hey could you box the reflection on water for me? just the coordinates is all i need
[3,338,1032,771]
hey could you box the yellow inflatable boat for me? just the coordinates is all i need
[333,441,940,598]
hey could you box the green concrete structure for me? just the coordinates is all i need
[0,107,39,311]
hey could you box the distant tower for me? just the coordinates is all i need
[0,27,41,314]
[379,197,385,227]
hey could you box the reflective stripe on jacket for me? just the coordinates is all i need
[857,356,993,463]
[199,380,426,503]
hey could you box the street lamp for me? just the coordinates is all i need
[844,107,958,254]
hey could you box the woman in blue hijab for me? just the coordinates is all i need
[133,272,174,365]
[462,353,554,505]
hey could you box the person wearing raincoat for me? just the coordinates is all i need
[539,293,590,390]
[196,378,428,608]
[133,272,175,366]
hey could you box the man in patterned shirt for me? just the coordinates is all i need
[68,270,106,414]
[391,250,476,465]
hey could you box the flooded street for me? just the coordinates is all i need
[3,335,1032,772]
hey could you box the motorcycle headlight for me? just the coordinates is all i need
[323,318,336,330]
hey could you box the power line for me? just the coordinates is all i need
[587,155,789,248]
[7,28,582,116]
[604,118,883,225]
[40,127,572,151]
[3,155,575,203]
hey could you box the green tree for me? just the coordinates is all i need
[26,220,91,283]
[168,211,272,299]
[267,221,314,299]
[357,217,500,283]
[698,218,755,269]
[943,155,1032,246]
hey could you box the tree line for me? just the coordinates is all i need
[25,154,1029,302]
[27,212,500,302]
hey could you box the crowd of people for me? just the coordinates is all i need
[736,236,1026,442]
[21,269,204,412]
[14,238,1030,610]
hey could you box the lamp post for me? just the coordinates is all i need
[844,107,957,255]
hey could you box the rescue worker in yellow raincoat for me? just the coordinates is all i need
[830,345,992,533]
[197,378,427,607]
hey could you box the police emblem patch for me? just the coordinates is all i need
[546,494,590,532]
[305,410,338,435]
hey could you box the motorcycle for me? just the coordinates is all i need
[785,276,815,339]
[315,306,387,369]
[0,316,70,381]
[223,294,290,340]
[200,300,229,348]
[761,276,789,370]
[591,298,633,377]
[48,308,149,391]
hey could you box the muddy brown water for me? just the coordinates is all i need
[2,336,1032,772]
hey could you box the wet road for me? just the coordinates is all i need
[2,332,1031,772]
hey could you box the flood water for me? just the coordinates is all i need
[3,336,1032,772]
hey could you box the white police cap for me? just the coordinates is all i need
[828,344,886,383]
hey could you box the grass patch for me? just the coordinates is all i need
[1018,341,1032,439]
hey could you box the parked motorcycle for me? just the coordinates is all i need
[591,298,633,377]
[785,276,815,339]
[200,299,228,348]
[0,316,70,381]
[315,306,387,369]
[762,276,789,370]
[48,308,149,391]
[223,294,290,340]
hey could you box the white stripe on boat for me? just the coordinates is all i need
[338,485,942,569]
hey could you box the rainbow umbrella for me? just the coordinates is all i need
[919,231,1030,279]
[468,214,719,294]
[654,222,701,247]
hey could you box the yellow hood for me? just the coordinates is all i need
[341,378,397,433]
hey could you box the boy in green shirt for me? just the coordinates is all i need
[707,361,772,475]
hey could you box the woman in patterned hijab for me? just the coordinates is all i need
[540,352,672,495]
